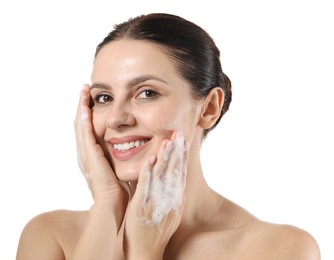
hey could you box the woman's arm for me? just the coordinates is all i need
[70,202,121,260]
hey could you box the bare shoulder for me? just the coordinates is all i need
[177,198,320,260]
[222,198,321,259]
[16,210,88,260]
[235,219,321,260]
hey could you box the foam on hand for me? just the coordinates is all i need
[142,132,187,228]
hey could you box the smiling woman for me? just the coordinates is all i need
[90,38,203,182]
[16,13,320,260]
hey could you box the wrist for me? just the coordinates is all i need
[127,247,163,260]
[128,254,162,260]
[90,200,125,231]
[93,188,128,206]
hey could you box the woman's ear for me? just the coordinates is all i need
[198,87,225,129]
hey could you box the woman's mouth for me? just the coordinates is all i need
[113,139,150,151]
[108,136,151,161]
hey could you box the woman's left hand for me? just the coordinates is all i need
[123,131,189,260]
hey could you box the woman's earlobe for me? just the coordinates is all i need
[198,87,225,129]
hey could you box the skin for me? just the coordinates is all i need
[16,39,321,260]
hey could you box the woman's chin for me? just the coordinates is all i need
[114,166,140,183]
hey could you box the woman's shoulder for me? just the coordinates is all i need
[16,210,88,260]
[184,198,320,260]
[239,220,321,259]
[20,209,88,236]
[212,198,321,260]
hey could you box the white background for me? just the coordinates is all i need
[0,0,333,259]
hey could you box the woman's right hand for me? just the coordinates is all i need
[74,84,129,211]
[72,85,130,260]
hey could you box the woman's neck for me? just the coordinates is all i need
[180,153,224,229]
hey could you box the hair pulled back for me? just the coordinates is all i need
[95,13,232,136]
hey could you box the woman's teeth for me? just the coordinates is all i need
[113,140,148,151]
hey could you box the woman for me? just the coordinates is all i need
[17,13,320,259]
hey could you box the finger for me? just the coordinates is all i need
[74,84,91,123]
[153,139,174,179]
[74,84,99,176]
[166,131,186,175]
[164,131,188,197]
[179,143,189,190]
[136,155,156,203]
[75,85,96,147]
[130,155,156,220]
[171,131,189,189]
[79,84,91,108]
[149,132,186,193]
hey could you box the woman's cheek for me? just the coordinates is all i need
[153,106,184,131]
[156,110,193,139]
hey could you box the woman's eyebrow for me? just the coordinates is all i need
[91,82,111,90]
[125,75,168,89]
[91,75,168,91]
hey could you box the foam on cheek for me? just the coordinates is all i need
[143,133,186,227]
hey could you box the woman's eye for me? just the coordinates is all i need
[94,94,112,104]
[138,89,158,100]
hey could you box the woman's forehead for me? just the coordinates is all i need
[92,39,181,83]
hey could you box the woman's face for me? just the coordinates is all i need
[91,39,202,181]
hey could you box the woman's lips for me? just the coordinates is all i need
[108,136,151,161]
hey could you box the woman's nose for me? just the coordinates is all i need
[106,102,135,130]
